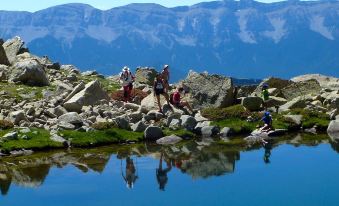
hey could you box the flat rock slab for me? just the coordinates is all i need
[156,135,183,145]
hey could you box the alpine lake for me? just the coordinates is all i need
[0,133,338,206]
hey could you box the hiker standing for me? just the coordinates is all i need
[120,66,135,102]
[153,73,170,113]
[161,65,170,92]
[122,157,138,189]
[171,87,194,114]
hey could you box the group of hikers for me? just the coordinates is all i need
[119,65,194,114]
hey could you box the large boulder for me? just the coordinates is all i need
[327,120,339,142]
[131,121,148,132]
[281,79,321,101]
[0,65,9,81]
[0,41,9,65]
[64,80,109,112]
[144,126,163,141]
[280,96,307,112]
[134,67,157,86]
[252,77,292,96]
[2,36,25,65]
[63,82,85,103]
[181,71,234,109]
[9,59,49,86]
[241,96,263,111]
[292,74,339,91]
[265,96,288,108]
[141,93,168,112]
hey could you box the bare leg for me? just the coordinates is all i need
[162,93,170,105]
[156,95,162,112]
[181,101,193,113]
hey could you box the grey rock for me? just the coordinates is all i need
[241,96,263,111]
[194,121,211,133]
[50,133,67,143]
[169,118,181,130]
[280,97,307,112]
[220,127,231,138]
[115,117,130,130]
[9,59,50,86]
[124,103,141,111]
[283,115,303,128]
[63,81,85,103]
[19,127,31,134]
[64,80,109,112]
[131,121,148,132]
[144,126,163,141]
[135,67,157,85]
[292,74,339,91]
[128,112,143,124]
[180,115,197,131]
[58,112,83,125]
[181,71,234,109]
[54,106,68,117]
[200,126,220,137]
[156,135,183,145]
[2,131,18,140]
[8,110,27,125]
[252,77,292,96]
[327,120,339,142]
[281,79,321,101]
[2,36,24,64]
[58,121,76,130]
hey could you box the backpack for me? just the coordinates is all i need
[169,93,174,104]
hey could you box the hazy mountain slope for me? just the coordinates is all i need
[0,0,338,81]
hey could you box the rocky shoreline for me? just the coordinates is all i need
[0,36,339,156]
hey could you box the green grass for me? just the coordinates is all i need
[0,82,56,101]
[202,105,258,121]
[212,118,258,135]
[163,128,195,138]
[0,129,64,153]
[59,128,143,147]
[285,108,330,131]
[77,75,120,94]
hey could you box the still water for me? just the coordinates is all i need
[0,137,338,206]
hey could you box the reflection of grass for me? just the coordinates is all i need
[298,133,329,145]
[0,129,63,152]
[60,128,143,147]
[163,128,195,138]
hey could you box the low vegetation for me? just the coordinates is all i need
[0,82,55,101]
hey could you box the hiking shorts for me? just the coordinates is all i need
[155,88,164,96]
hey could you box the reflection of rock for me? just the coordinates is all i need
[180,150,240,179]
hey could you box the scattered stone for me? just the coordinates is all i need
[144,126,163,141]
[58,112,83,127]
[327,120,339,142]
[201,126,220,137]
[2,131,18,140]
[19,127,31,134]
[58,121,76,130]
[8,110,27,125]
[180,115,197,131]
[64,81,85,103]
[156,135,182,145]
[131,121,148,132]
[115,117,130,130]
[220,127,231,138]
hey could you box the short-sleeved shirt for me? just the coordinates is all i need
[173,92,181,104]
[262,115,272,125]
[262,89,269,101]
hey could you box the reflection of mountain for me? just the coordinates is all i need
[0,150,111,196]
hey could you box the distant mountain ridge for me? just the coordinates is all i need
[0,0,338,81]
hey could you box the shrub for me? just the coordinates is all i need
[111,89,148,102]
[201,104,261,121]
[0,120,14,130]
[92,122,117,130]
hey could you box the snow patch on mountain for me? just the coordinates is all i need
[263,18,287,43]
[236,9,257,44]
[310,15,334,40]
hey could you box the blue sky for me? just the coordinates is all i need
[1,0,288,12]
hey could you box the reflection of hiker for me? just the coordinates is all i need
[153,73,170,113]
[261,83,269,110]
[260,111,273,133]
[161,65,170,92]
[170,87,194,114]
[121,157,138,189]
[263,142,272,164]
[119,66,135,102]
[156,153,172,191]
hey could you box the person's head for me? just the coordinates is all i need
[156,73,162,80]
[178,87,184,93]
[264,111,270,117]
[262,83,269,90]
[123,66,130,74]
[163,64,169,71]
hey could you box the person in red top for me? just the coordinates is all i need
[172,87,194,113]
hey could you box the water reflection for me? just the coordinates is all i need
[0,133,336,196]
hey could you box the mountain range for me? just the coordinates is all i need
[0,0,338,81]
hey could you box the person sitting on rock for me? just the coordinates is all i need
[260,111,273,133]
[161,65,170,92]
[171,87,194,114]
[153,73,170,113]
[119,66,135,102]
[261,83,270,110]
